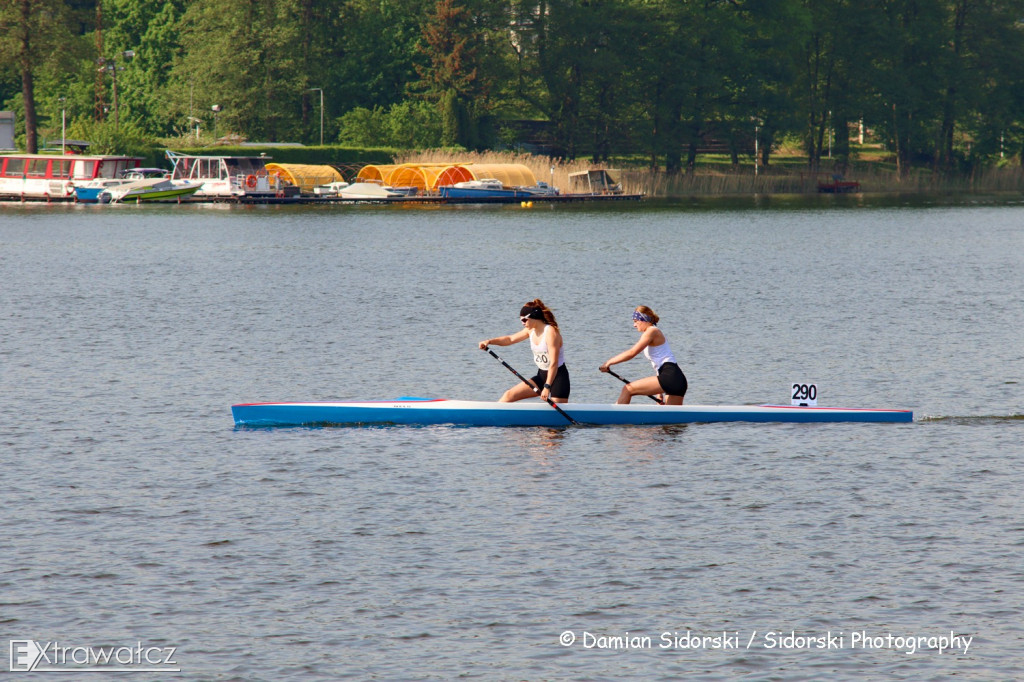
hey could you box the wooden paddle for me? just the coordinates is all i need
[481,346,578,425]
[604,368,665,404]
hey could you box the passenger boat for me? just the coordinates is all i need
[1,152,141,201]
[165,150,298,200]
[231,398,913,427]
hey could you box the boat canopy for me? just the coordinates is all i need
[387,165,447,191]
[356,164,401,184]
[265,163,343,193]
[568,169,622,194]
[356,162,538,190]
[460,164,537,187]
[433,165,475,188]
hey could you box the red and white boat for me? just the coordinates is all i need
[0,152,141,201]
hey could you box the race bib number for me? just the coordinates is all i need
[791,383,818,406]
[534,352,550,370]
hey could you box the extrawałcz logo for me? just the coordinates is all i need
[10,640,179,673]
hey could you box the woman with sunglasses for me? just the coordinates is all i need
[599,305,687,405]
[478,298,570,403]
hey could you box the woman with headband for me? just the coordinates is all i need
[478,298,571,403]
[599,305,688,404]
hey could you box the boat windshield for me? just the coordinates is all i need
[224,158,266,176]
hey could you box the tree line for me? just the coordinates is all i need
[2,0,1023,175]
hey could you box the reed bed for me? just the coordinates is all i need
[396,149,1024,196]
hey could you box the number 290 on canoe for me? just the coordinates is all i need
[791,383,817,406]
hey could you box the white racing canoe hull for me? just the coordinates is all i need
[231,398,913,427]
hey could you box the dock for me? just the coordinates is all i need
[3,192,642,206]
[234,193,644,205]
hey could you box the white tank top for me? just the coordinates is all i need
[643,328,676,370]
[530,325,565,371]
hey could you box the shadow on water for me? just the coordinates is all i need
[638,192,1024,212]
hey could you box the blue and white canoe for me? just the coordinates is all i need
[231,398,913,427]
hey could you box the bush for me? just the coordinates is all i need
[65,119,159,160]
[337,102,443,149]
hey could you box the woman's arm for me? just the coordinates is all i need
[600,328,660,371]
[479,328,529,349]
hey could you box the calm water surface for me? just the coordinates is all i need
[1,196,1022,680]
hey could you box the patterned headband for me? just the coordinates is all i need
[632,311,652,324]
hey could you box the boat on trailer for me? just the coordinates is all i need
[231,398,913,427]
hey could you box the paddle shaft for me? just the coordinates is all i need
[605,368,665,404]
[481,347,578,425]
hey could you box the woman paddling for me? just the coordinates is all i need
[479,299,570,403]
[600,305,687,405]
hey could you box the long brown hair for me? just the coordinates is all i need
[524,298,559,328]
[635,305,660,325]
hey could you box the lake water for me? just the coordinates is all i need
[1,195,1021,680]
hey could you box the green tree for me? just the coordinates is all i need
[510,0,640,159]
[414,0,509,149]
[416,0,480,147]
[931,0,1024,170]
[100,0,186,135]
[869,0,946,176]
[735,0,808,169]
[170,0,307,141]
[0,0,75,152]
[652,0,750,172]
[334,0,430,112]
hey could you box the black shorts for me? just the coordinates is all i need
[530,364,571,399]
[657,362,688,397]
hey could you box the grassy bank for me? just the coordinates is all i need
[398,149,1024,196]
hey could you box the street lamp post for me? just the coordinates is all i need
[754,123,759,177]
[97,50,134,129]
[211,105,221,140]
[751,117,761,178]
[58,97,66,155]
[306,88,323,145]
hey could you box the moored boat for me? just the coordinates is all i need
[1,152,141,201]
[165,150,298,200]
[520,180,560,196]
[313,180,350,196]
[231,398,913,427]
[438,179,532,199]
[104,177,202,203]
[817,174,861,193]
[74,178,131,203]
[336,181,404,199]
